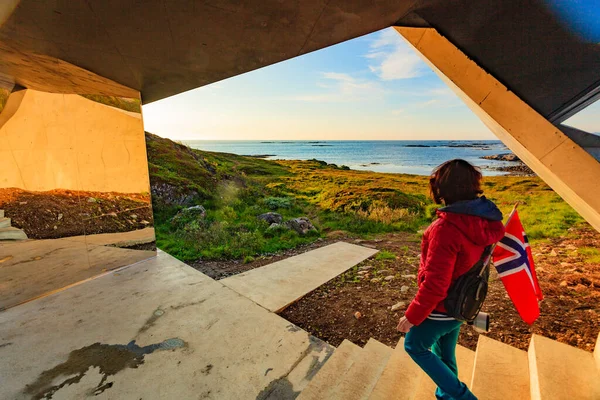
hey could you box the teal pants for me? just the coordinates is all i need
[404,318,477,400]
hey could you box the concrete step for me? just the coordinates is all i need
[594,333,600,371]
[413,344,476,400]
[529,334,600,400]
[0,217,11,228]
[220,242,377,312]
[369,337,423,400]
[0,210,4,218]
[471,335,530,400]
[330,338,393,400]
[0,227,28,241]
[297,340,362,400]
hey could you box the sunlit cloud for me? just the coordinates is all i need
[366,28,425,80]
[289,71,385,103]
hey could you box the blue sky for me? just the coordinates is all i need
[143,27,599,141]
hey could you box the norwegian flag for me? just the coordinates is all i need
[492,208,543,324]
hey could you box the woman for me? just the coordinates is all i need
[397,159,505,400]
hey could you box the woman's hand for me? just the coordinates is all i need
[397,316,414,333]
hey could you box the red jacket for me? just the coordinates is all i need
[405,209,505,325]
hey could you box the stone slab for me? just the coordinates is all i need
[331,338,392,400]
[471,335,530,400]
[529,334,600,400]
[220,242,378,312]
[0,230,155,310]
[0,226,27,240]
[369,337,423,400]
[0,251,333,400]
[298,339,362,400]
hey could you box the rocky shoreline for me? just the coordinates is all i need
[481,152,536,176]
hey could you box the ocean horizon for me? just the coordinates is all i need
[182,139,512,176]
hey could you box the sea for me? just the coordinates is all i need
[182,140,512,176]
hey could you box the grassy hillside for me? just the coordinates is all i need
[79,94,141,113]
[146,133,586,262]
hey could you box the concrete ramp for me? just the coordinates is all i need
[220,242,378,312]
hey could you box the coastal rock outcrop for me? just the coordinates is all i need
[481,153,520,162]
[258,212,283,225]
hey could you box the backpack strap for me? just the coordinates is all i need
[477,244,496,277]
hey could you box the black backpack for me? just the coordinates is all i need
[444,245,493,323]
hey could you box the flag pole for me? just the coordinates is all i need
[483,202,519,270]
[505,202,519,226]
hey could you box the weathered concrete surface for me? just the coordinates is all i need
[0,250,333,400]
[220,242,378,312]
[0,89,149,193]
[369,337,423,400]
[369,337,475,400]
[0,39,138,98]
[330,338,392,399]
[297,339,361,400]
[395,26,600,233]
[0,229,155,310]
[470,335,530,400]
[1,1,598,120]
[528,334,600,400]
[0,1,415,103]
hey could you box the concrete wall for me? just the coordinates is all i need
[0,89,150,193]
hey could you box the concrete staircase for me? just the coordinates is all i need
[0,210,28,240]
[297,333,600,400]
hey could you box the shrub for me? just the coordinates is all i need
[263,196,293,210]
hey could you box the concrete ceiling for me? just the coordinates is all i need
[0,0,598,121]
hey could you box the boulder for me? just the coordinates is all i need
[267,222,286,231]
[258,212,283,225]
[150,182,200,206]
[171,205,206,224]
[284,217,316,235]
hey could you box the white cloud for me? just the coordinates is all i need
[366,28,425,80]
[321,72,355,82]
[289,71,384,103]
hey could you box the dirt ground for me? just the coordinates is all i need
[0,188,153,239]
[275,227,600,353]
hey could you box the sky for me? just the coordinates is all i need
[143,27,600,141]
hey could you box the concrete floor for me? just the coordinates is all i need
[221,242,378,312]
[0,228,155,310]
[0,250,334,400]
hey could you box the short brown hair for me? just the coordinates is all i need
[429,159,483,205]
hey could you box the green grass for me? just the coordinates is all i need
[376,250,397,260]
[147,132,314,261]
[146,133,588,262]
[578,247,600,263]
[79,94,142,113]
